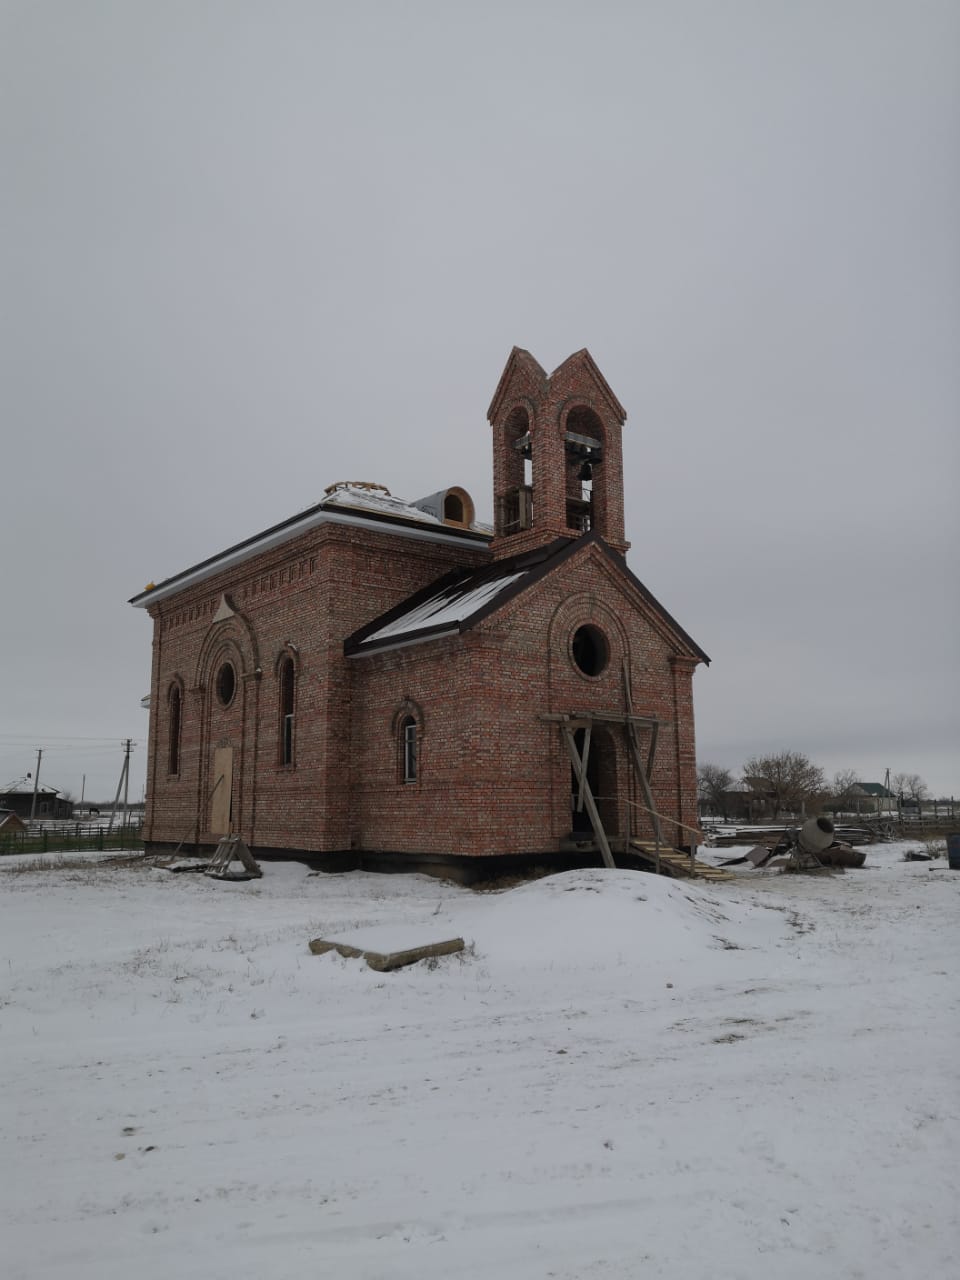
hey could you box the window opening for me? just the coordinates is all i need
[168,684,182,774]
[279,657,295,766]
[401,716,418,783]
[572,625,609,677]
[444,493,464,523]
[216,662,236,707]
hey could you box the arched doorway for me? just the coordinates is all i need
[569,726,618,839]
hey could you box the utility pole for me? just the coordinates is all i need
[122,739,131,831]
[107,740,132,835]
[29,749,42,821]
[80,774,86,809]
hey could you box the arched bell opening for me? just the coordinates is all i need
[563,406,605,534]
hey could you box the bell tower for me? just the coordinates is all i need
[487,347,629,559]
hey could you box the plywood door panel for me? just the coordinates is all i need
[210,747,233,834]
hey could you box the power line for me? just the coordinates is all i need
[0,734,140,744]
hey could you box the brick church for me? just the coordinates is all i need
[131,348,709,877]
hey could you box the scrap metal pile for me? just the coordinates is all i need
[721,816,865,872]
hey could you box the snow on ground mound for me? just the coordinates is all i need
[449,868,791,977]
[2,857,957,1280]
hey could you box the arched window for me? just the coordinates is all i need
[441,487,475,527]
[279,657,295,766]
[168,683,182,775]
[400,715,418,783]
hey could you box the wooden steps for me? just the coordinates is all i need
[630,841,735,882]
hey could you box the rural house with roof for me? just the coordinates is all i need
[0,785,74,821]
[131,348,709,878]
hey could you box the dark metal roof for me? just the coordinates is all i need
[856,782,896,797]
[345,538,577,655]
[345,533,710,663]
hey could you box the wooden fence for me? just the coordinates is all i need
[0,822,144,857]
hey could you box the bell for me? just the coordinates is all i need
[577,461,592,482]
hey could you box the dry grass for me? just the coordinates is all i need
[0,852,153,874]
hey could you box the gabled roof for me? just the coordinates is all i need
[129,483,491,608]
[855,782,895,798]
[0,785,61,798]
[726,777,775,794]
[345,533,710,662]
[487,346,627,423]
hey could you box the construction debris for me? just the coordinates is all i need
[309,930,465,971]
[720,817,863,873]
[630,841,734,882]
[204,836,262,881]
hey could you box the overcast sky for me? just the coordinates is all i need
[2,0,958,804]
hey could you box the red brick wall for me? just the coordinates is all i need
[347,541,702,858]
[139,349,702,861]
[141,522,487,850]
[142,524,702,859]
[490,349,629,559]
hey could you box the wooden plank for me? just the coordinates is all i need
[561,722,617,870]
[209,751,232,835]
[576,722,592,813]
[646,721,659,780]
[205,835,262,880]
[541,711,664,729]
[309,935,465,971]
[621,662,663,849]
[629,840,735,881]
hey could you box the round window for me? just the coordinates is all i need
[216,662,237,706]
[572,625,609,677]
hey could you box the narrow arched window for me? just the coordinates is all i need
[279,657,295,766]
[168,684,182,775]
[400,715,418,783]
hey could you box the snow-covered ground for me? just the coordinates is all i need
[1,843,957,1280]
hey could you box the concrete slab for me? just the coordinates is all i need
[308,928,465,972]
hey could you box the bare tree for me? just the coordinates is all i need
[697,763,733,817]
[892,772,928,806]
[742,751,825,820]
[829,769,861,814]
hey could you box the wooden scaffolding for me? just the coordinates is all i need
[544,664,731,882]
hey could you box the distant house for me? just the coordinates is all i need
[721,777,776,823]
[849,783,896,815]
[0,786,74,820]
[0,809,28,837]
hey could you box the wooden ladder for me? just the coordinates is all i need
[630,840,734,882]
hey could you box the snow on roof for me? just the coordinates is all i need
[320,485,444,525]
[361,570,526,646]
[130,482,491,608]
[0,785,61,797]
[320,484,492,533]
